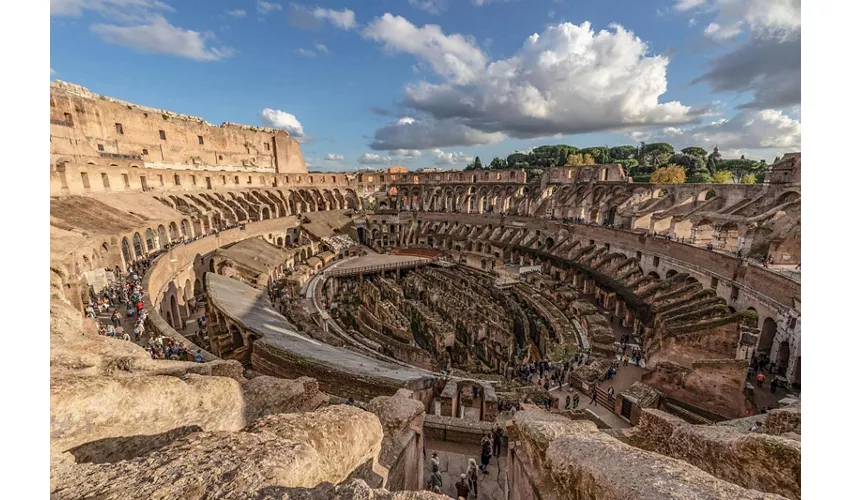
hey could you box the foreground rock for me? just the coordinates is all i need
[51,406,385,499]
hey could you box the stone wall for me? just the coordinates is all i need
[50,81,306,173]
[629,409,800,499]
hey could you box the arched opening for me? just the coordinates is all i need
[544,237,555,250]
[145,228,156,251]
[208,259,215,273]
[261,207,270,220]
[157,225,168,246]
[121,237,132,265]
[170,294,181,329]
[647,271,660,280]
[757,317,778,355]
[776,341,791,373]
[276,236,284,246]
[454,382,487,421]
[665,269,678,279]
[132,233,144,257]
[181,219,191,239]
[194,279,203,299]
[230,323,244,350]
[169,222,180,241]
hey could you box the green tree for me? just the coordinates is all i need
[681,146,708,158]
[717,158,765,183]
[742,173,757,184]
[687,172,713,183]
[507,152,529,168]
[489,157,507,170]
[641,142,675,170]
[618,158,639,176]
[579,146,610,164]
[650,165,686,184]
[609,145,637,161]
[566,154,584,166]
[712,170,733,183]
[668,153,707,177]
[473,156,483,170]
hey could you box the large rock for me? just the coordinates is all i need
[51,406,385,499]
[509,409,787,499]
[629,409,800,499]
[50,373,246,455]
[243,375,329,422]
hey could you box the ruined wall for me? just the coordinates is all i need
[629,409,800,499]
[50,80,307,173]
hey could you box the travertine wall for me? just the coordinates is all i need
[50,80,307,173]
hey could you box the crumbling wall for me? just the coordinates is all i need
[628,409,800,499]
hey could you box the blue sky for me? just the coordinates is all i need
[50,0,801,171]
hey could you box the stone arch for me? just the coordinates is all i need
[100,242,110,260]
[157,225,168,246]
[169,294,181,329]
[776,191,800,204]
[647,271,660,280]
[261,206,271,220]
[230,323,245,350]
[209,258,215,273]
[181,219,192,238]
[194,278,203,299]
[665,269,678,279]
[757,317,777,354]
[145,228,156,251]
[168,222,180,241]
[121,237,132,265]
[697,189,716,201]
[132,232,144,257]
[776,340,790,372]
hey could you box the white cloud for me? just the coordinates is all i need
[50,67,56,75]
[431,149,473,165]
[688,18,696,27]
[471,0,513,6]
[364,18,694,149]
[315,43,329,54]
[672,0,707,12]
[409,0,448,15]
[312,7,357,30]
[362,13,488,85]
[257,1,282,15]
[259,108,305,138]
[324,153,345,161]
[294,48,316,57]
[371,117,504,151]
[226,9,247,19]
[703,21,743,41]
[91,16,234,61]
[389,149,422,158]
[50,0,173,20]
[359,153,392,165]
[628,109,800,152]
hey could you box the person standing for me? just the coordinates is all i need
[607,386,615,403]
[756,371,765,388]
[428,462,443,493]
[572,393,579,410]
[466,459,479,497]
[591,389,598,406]
[455,474,470,500]
[480,435,492,474]
[491,424,503,457]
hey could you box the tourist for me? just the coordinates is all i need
[428,462,443,493]
[750,421,762,432]
[455,474,470,500]
[622,354,629,367]
[607,386,615,403]
[591,389,598,406]
[479,435,492,474]
[110,310,121,327]
[346,397,355,406]
[769,377,779,394]
[491,424,503,456]
[572,393,579,410]
[466,458,479,497]
[431,452,440,472]
[756,371,765,388]
[195,350,203,363]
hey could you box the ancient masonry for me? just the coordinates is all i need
[50,84,801,499]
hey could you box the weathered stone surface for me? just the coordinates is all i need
[51,406,386,499]
[243,375,328,422]
[629,409,800,499]
[510,409,787,500]
[50,373,246,455]
[764,404,801,435]
[367,389,425,447]
[255,479,450,499]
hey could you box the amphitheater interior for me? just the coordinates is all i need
[50,82,801,499]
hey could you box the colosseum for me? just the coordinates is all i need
[50,81,801,499]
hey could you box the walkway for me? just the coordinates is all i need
[425,439,506,499]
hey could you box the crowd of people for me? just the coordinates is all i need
[86,261,205,363]
[427,423,505,499]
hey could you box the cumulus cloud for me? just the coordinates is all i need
[358,153,392,165]
[370,117,504,151]
[364,18,694,150]
[260,108,305,138]
[226,9,247,19]
[91,16,234,61]
[324,153,345,161]
[363,14,487,85]
[694,36,800,110]
[628,108,800,151]
[680,1,800,109]
[431,149,473,165]
[389,149,422,158]
[315,43,329,54]
[257,1,282,15]
[294,47,316,57]
[409,0,448,15]
[672,0,707,12]
[312,7,357,30]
